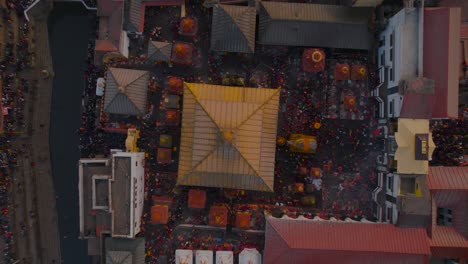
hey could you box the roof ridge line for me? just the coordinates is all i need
[121,70,149,91]
[237,88,281,130]
[220,5,255,52]
[184,83,223,132]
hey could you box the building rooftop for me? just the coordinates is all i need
[211,4,256,53]
[111,156,131,237]
[258,2,373,49]
[264,216,431,264]
[105,237,145,264]
[104,67,150,116]
[177,83,280,192]
[80,160,112,237]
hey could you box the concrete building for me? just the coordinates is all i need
[78,150,145,256]
[376,5,460,119]
[95,0,130,65]
[376,7,420,119]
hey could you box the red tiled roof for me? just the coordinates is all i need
[400,93,436,119]
[427,167,468,190]
[423,8,460,118]
[264,217,430,264]
[95,40,118,52]
[430,226,468,258]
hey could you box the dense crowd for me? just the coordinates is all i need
[74,3,468,264]
[0,3,34,263]
[431,118,467,166]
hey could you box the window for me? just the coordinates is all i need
[390,48,394,62]
[389,100,394,115]
[386,206,393,223]
[386,174,394,193]
[437,208,453,226]
[379,37,385,47]
[380,51,385,67]
[389,67,394,81]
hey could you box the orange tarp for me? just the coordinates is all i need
[157,148,172,163]
[310,167,322,178]
[344,95,357,111]
[151,205,169,224]
[302,48,325,72]
[171,42,193,65]
[188,189,206,209]
[209,206,228,227]
[351,64,367,80]
[334,63,350,81]
[167,76,183,95]
[235,211,251,229]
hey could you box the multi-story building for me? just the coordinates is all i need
[78,150,145,260]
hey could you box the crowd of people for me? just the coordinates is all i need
[431,118,467,166]
[75,3,468,264]
[0,2,35,263]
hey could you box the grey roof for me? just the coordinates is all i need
[258,2,373,49]
[211,4,256,53]
[111,157,131,236]
[104,67,150,116]
[128,0,142,32]
[105,237,145,264]
[147,41,172,62]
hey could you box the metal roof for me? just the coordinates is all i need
[258,2,373,49]
[264,216,431,264]
[400,93,436,119]
[104,67,150,115]
[128,0,142,32]
[147,41,172,62]
[211,4,256,53]
[427,167,468,190]
[105,237,145,264]
[177,83,280,192]
[423,8,460,118]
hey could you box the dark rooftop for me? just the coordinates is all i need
[111,156,131,236]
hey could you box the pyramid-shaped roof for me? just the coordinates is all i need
[178,83,280,192]
[106,251,132,264]
[211,4,256,53]
[104,67,150,116]
[147,41,172,62]
[105,237,145,264]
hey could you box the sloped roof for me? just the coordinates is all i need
[400,93,436,119]
[394,118,435,174]
[423,8,460,118]
[105,237,145,264]
[258,2,373,49]
[96,40,118,52]
[177,83,280,192]
[104,68,150,115]
[265,216,431,264]
[211,4,256,53]
[428,167,468,190]
[128,0,142,32]
[147,41,172,62]
[96,0,124,54]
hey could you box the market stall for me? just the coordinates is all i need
[176,249,193,264]
[209,205,228,227]
[216,251,233,264]
[239,248,261,264]
[196,250,213,264]
[235,211,251,229]
[351,64,367,81]
[188,189,207,209]
[302,48,325,72]
[334,63,350,81]
[151,205,169,224]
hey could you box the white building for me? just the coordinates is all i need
[78,150,145,240]
[376,7,421,118]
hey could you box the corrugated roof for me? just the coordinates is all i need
[431,226,468,248]
[400,93,436,119]
[423,8,460,118]
[211,4,256,53]
[104,68,150,115]
[128,0,142,32]
[177,83,280,192]
[105,237,145,264]
[427,167,468,190]
[258,2,372,49]
[264,217,431,264]
[147,41,172,62]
